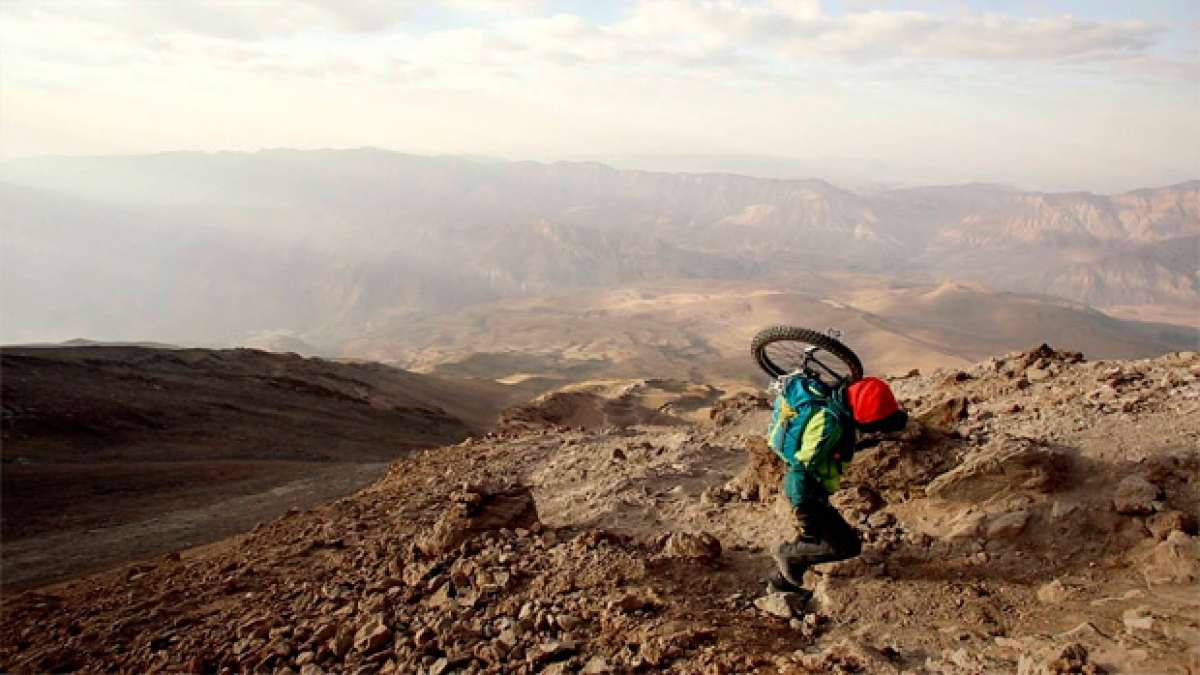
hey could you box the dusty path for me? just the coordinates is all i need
[1,462,388,590]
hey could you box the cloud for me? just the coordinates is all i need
[818,12,1163,61]
[1,0,1194,192]
[0,0,413,41]
[357,0,1175,82]
[594,2,1166,66]
[1,0,1168,65]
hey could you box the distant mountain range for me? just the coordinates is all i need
[2,149,1196,351]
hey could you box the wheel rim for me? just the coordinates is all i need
[761,341,854,384]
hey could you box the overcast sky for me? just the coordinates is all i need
[1,0,1197,191]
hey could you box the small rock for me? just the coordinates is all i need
[1122,606,1159,634]
[496,628,519,649]
[581,656,612,673]
[1143,531,1200,586]
[607,591,659,613]
[866,511,896,528]
[1036,579,1071,604]
[699,487,727,508]
[413,627,437,647]
[660,532,722,563]
[1050,500,1078,520]
[986,510,1030,539]
[1147,510,1198,541]
[918,396,970,433]
[354,617,391,654]
[328,625,354,657]
[754,592,806,619]
[1046,643,1095,674]
[1112,475,1161,515]
[427,583,457,611]
[531,640,577,666]
[555,615,582,632]
[1027,367,1052,382]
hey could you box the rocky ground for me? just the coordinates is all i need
[1,346,1198,673]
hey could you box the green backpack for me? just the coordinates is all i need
[767,376,853,492]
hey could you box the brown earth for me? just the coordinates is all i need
[2,345,1197,673]
[346,280,1197,387]
[0,346,525,589]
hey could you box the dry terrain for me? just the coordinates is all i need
[3,345,1197,673]
[346,280,1198,386]
[0,346,526,588]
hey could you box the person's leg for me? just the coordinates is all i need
[809,501,861,562]
[769,469,835,590]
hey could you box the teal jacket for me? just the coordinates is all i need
[767,380,857,507]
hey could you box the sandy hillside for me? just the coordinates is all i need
[0,346,527,589]
[2,346,1197,673]
[345,281,1198,388]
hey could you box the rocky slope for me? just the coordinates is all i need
[1,347,1198,673]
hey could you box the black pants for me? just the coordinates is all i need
[776,500,862,587]
[799,500,862,559]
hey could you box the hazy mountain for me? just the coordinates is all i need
[2,150,1195,350]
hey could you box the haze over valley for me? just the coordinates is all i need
[3,150,1196,384]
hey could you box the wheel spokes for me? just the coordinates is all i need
[764,341,851,385]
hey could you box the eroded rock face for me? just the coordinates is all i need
[417,484,540,556]
[927,440,1069,502]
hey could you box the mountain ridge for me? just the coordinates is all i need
[2,150,1196,349]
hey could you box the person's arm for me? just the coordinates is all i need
[795,408,847,494]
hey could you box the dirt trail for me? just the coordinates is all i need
[2,349,1198,673]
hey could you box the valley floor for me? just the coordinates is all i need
[1,461,389,590]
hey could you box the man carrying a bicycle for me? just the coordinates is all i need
[764,374,908,595]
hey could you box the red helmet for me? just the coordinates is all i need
[846,377,901,425]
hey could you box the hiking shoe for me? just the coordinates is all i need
[765,571,803,595]
[773,537,835,586]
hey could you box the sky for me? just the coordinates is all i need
[1,0,1197,192]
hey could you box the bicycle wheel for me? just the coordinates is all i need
[751,325,864,385]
